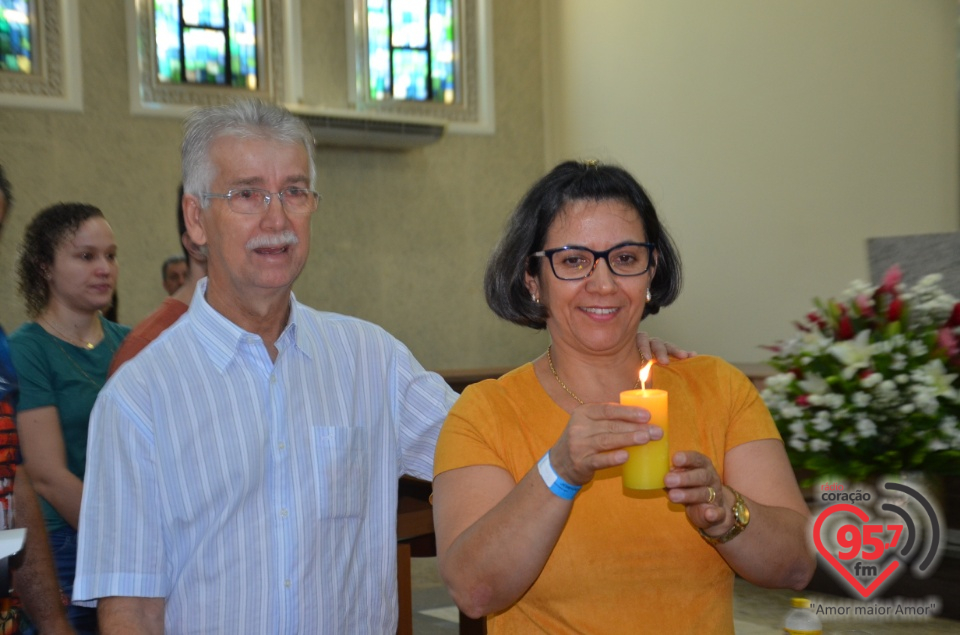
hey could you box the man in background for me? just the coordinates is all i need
[0,165,75,634]
[108,187,207,376]
[160,255,188,295]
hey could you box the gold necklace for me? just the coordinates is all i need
[40,316,100,350]
[44,328,117,389]
[546,345,645,405]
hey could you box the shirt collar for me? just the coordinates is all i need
[189,278,309,372]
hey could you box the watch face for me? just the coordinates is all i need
[738,505,749,525]
[734,496,750,526]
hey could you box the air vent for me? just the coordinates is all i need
[288,107,446,151]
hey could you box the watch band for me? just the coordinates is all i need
[699,487,750,545]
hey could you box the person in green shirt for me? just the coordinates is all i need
[10,203,129,635]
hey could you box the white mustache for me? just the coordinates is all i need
[246,231,299,250]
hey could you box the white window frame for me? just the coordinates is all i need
[339,0,494,134]
[125,0,287,117]
[0,0,82,112]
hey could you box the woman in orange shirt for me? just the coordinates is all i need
[433,161,815,634]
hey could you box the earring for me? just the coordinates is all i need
[645,288,652,302]
[532,294,540,304]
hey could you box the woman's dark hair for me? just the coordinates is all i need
[0,165,12,235]
[16,203,105,318]
[484,160,682,329]
[0,165,12,213]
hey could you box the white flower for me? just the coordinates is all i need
[890,353,908,371]
[912,360,958,399]
[909,340,929,357]
[877,380,898,396]
[940,416,959,437]
[911,388,940,416]
[789,437,807,452]
[860,373,883,389]
[856,419,878,437]
[813,418,832,432]
[809,439,831,452]
[764,373,796,391]
[798,374,830,395]
[917,273,944,287]
[779,404,804,419]
[852,392,872,408]
[839,431,858,447]
[828,330,873,380]
[823,394,845,409]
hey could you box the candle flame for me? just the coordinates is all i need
[638,360,655,389]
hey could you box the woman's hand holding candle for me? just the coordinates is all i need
[547,403,665,487]
[664,451,730,531]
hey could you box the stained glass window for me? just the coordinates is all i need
[154,0,258,89]
[367,0,456,103]
[0,0,32,74]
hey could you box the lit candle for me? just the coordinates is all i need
[619,361,669,490]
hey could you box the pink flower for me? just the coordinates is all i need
[855,294,874,318]
[795,395,810,407]
[938,327,959,357]
[880,264,902,293]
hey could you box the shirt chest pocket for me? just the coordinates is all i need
[309,426,367,519]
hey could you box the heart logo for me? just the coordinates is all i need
[813,503,901,599]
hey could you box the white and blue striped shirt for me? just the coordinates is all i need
[74,280,457,634]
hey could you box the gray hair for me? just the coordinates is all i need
[181,99,317,204]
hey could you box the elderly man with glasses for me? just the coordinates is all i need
[73,100,456,634]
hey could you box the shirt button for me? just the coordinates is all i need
[280,508,289,518]
[278,442,286,450]
[270,375,277,384]
[284,579,292,588]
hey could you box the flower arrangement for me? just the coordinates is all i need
[761,265,960,484]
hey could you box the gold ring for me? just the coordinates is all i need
[706,486,717,504]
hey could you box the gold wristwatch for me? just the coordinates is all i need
[699,487,750,545]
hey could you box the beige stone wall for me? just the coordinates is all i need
[0,0,550,371]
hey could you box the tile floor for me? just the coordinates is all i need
[409,557,960,634]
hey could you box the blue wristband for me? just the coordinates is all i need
[537,452,581,500]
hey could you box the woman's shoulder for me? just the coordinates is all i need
[451,363,555,426]
[8,321,47,351]
[7,323,51,376]
[463,362,538,399]
[660,354,743,373]
[657,355,756,389]
[100,316,132,338]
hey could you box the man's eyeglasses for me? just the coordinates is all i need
[202,188,321,216]
[531,242,655,280]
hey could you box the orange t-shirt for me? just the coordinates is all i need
[434,356,781,635]
[108,297,188,377]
